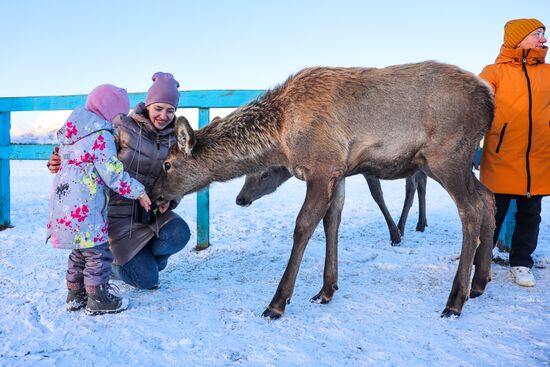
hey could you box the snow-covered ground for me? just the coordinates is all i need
[1,160,549,366]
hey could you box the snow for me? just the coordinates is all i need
[1,160,549,366]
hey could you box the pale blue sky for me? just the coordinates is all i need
[1,1,548,97]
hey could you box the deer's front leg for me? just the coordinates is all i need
[262,178,334,319]
[311,179,345,304]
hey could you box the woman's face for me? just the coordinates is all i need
[517,28,547,49]
[147,102,176,130]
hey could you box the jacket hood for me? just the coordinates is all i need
[495,46,547,65]
[130,102,176,137]
[57,107,113,145]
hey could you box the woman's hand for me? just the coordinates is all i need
[157,201,171,214]
[47,147,61,173]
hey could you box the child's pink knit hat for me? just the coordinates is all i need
[85,84,130,122]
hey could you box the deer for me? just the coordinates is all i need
[235,166,428,244]
[151,61,496,319]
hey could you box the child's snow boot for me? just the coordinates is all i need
[66,281,87,311]
[84,283,128,315]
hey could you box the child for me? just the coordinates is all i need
[46,84,151,315]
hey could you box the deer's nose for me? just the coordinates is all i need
[235,196,251,207]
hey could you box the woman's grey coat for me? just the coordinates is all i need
[108,103,181,265]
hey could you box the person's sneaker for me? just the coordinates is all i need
[510,266,535,287]
[66,288,87,311]
[85,284,129,316]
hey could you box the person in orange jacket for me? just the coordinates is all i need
[479,18,549,287]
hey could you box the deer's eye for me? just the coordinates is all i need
[260,172,269,180]
[164,162,171,172]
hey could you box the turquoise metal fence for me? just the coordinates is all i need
[0,89,264,248]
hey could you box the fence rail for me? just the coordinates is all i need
[0,89,264,248]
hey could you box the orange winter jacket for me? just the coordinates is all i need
[479,46,550,196]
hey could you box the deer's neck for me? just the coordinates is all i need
[194,101,287,182]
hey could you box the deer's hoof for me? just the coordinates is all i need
[416,221,427,232]
[310,293,331,304]
[469,289,484,299]
[262,308,282,320]
[390,229,402,245]
[440,308,461,318]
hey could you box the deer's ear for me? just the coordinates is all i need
[175,116,196,156]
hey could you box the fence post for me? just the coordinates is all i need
[0,112,11,227]
[497,200,516,252]
[195,108,210,250]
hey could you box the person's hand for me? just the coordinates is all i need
[157,201,171,214]
[138,193,151,212]
[47,147,61,173]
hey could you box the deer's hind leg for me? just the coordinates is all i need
[428,163,484,317]
[470,176,495,298]
[311,178,345,304]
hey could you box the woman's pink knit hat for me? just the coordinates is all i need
[145,72,180,108]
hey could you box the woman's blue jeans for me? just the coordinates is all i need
[112,217,191,289]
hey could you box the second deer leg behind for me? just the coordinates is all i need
[397,171,428,236]
[363,174,402,245]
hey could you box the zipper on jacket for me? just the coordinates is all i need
[521,50,533,198]
[495,123,508,154]
[156,135,160,150]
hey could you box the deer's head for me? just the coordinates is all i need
[150,115,207,204]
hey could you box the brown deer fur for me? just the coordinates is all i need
[151,61,496,319]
